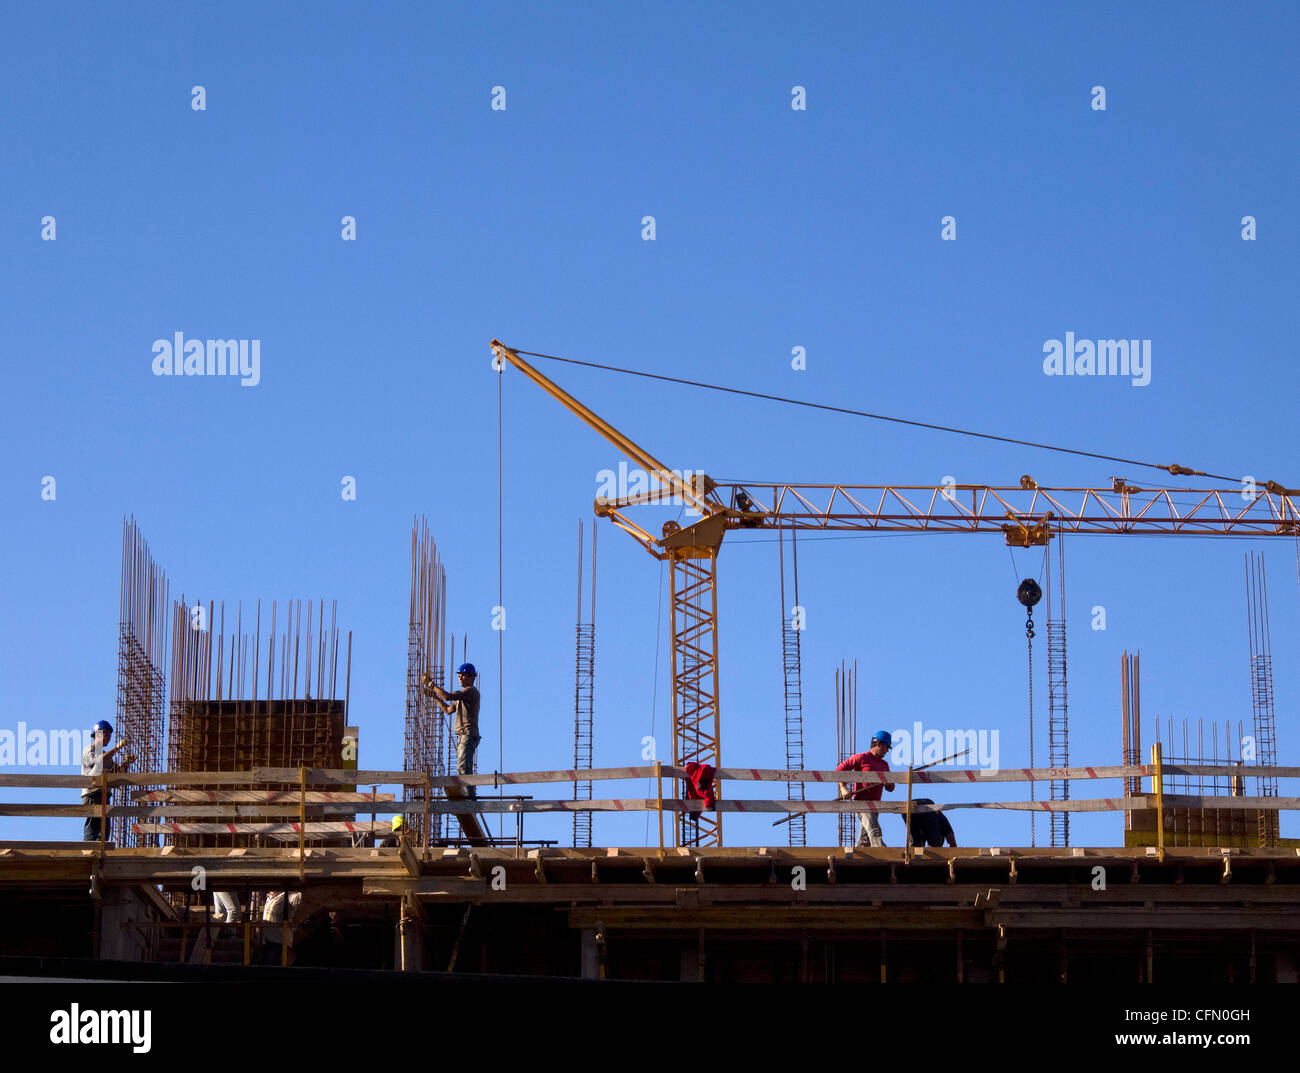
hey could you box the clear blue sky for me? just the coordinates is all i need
[2,2,1297,847]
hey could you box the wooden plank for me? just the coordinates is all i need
[131,821,390,840]
[0,774,89,789]
[0,803,369,818]
[567,907,987,930]
[0,803,97,817]
[117,805,368,819]
[445,786,491,847]
[568,905,1300,932]
[130,790,394,804]
[991,908,1300,931]
[398,837,421,877]
[2,762,1296,792]
[362,878,1300,905]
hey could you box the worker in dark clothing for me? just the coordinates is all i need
[906,798,957,847]
[379,815,404,848]
[422,663,481,797]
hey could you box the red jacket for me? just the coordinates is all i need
[683,761,716,809]
[836,751,892,801]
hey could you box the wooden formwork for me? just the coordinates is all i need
[167,699,350,849]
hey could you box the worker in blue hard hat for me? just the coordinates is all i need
[835,730,896,848]
[421,663,482,797]
[81,720,133,842]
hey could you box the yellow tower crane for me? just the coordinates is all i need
[490,339,1300,848]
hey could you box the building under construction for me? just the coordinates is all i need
[3,348,1300,982]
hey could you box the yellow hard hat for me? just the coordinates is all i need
[390,815,403,831]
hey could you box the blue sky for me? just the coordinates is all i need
[2,2,1297,848]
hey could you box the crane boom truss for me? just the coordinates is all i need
[710,483,1299,543]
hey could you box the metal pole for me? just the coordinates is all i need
[1153,742,1164,862]
[656,761,664,856]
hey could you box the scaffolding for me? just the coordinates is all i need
[404,517,447,846]
[778,527,806,847]
[111,518,170,848]
[1246,551,1280,847]
[1046,535,1069,847]
[834,660,858,847]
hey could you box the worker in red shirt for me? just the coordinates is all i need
[836,730,896,847]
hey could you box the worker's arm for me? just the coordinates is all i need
[834,756,853,799]
[420,677,457,713]
[432,685,466,713]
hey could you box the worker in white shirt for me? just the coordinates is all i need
[81,720,131,842]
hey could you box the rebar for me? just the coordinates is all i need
[404,517,447,845]
[112,517,170,847]
[778,526,806,847]
[573,520,596,847]
[166,592,348,850]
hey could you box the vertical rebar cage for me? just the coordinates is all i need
[404,517,447,846]
[1246,552,1279,847]
[778,527,806,847]
[112,517,170,847]
[1046,535,1069,847]
[573,520,596,848]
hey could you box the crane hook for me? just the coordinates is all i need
[1017,578,1042,639]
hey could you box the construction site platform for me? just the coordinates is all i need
[4,842,1299,982]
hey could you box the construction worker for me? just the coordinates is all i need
[81,720,132,842]
[380,814,404,848]
[836,730,896,848]
[906,798,958,848]
[423,663,481,797]
[258,890,302,964]
[212,891,242,924]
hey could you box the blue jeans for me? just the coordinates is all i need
[455,732,480,795]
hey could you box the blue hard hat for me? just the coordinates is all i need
[871,730,892,747]
[94,720,113,734]
[457,663,477,677]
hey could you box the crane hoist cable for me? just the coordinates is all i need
[510,348,1274,489]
